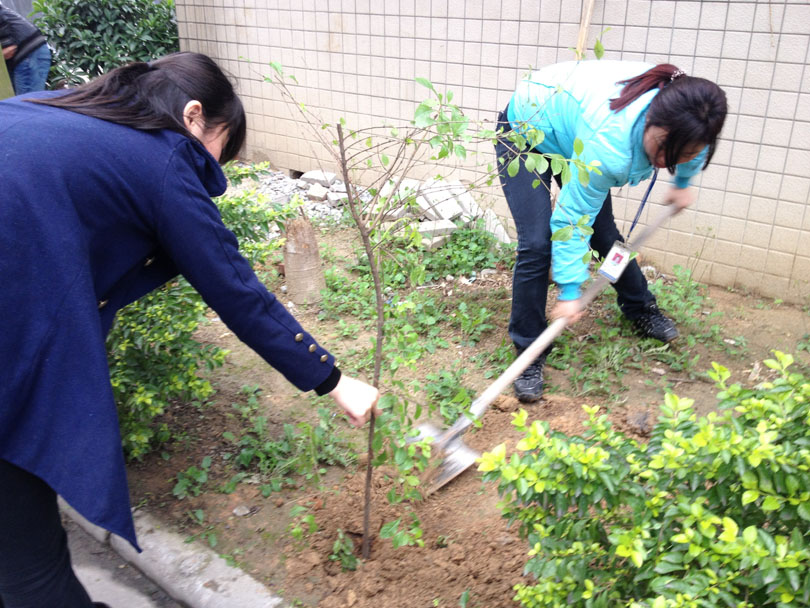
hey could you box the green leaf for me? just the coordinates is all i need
[573,138,584,156]
[507,157,521,178]
[742,490,759,505]
[798,502,810,521]
[551,226,574,242]
[415,77,435,91]
[594,38,605,60]
[762,495,780,511]
[380,518,401,538]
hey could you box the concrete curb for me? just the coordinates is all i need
[60,499,288,608]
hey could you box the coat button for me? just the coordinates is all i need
[320,354,328,363]
[98,299,109,309]
[144,256,156,267]
[294,333,304,342]
[308,344,317,353]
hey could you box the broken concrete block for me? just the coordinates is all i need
[422,234,451,251]
[420,179,465,221]
[454,191,482,223]
[414,194,441,220]
[301,170,337,188]
[326,191,347,207]
[483,209,512,244]
[307,183,329,201]
[418,219,457,238]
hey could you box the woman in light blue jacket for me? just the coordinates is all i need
[496,61,727,402]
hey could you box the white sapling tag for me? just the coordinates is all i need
[598,241,633,283]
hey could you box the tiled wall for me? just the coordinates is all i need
[176,0,810,303]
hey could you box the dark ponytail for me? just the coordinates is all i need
[30,52,246,164]
[610,64,727,172]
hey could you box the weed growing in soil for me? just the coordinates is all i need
[421,367,475,426]
[220,394,354,495]
[172,456,211,499]
[329,529,358,571]
[422,221,516,282]
[185,508,218,548]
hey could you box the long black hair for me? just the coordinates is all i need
[610,64,727,172]
[30,52,246,163]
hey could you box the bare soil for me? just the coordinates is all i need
[127,226,810,608]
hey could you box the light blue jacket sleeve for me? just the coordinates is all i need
[673,147,708,188]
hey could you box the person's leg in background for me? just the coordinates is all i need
[590,194,678,342]
[0,459,96,608]
[10,44,51,95]
[495,123,554,402]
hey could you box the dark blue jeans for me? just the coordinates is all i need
[10,44,51,95]
[495,111,655,352]
[0,460,95,608]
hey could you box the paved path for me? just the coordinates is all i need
[65,516,183,608]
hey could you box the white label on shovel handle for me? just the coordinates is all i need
[598,241,633,283]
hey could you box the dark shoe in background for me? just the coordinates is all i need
[513,354,546,402]
[632,304,679,343]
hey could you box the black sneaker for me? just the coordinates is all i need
[632,304,679,342]
[513,356,546,403]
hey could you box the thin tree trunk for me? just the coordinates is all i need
[337,124,385,559]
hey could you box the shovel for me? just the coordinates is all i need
[416,204,678,495]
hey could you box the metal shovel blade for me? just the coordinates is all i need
[421,439,480,496]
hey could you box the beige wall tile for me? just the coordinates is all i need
[770,226,801,254]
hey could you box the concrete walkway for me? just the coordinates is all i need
[65,516,181,608]
[62,500,288,608]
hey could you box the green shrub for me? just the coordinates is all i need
[480,351,810,607]
[109,185,292,460]
[108,280,225,460]
[33,0,178,87]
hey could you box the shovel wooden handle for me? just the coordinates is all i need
[441,204,678,443]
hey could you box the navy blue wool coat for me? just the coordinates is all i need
[0,94,336,549]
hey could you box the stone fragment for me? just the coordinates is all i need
[483,208,512,244]
[326,191,347,207]
[306,183,329,201]
[300,169,337,187]
[420,179,464,221]
[422,234,451,251]
[418,219,457,238]
[232,505,251,517]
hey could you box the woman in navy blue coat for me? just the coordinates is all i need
[0,52,380,607]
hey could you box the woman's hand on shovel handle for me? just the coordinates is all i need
[329,375,381,427]
[550,298,585,324]
[665,186,695,213]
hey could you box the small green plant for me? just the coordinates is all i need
[329,529,358,571]
[379,513,425,549]
[480,352,810,607]
[173,456,211,499]
[222,389,354,493]
[288,505,318,548]
[423,221,515,282]
[422,368,475,426]
[221,161,271,186]
[451,300,495,344]
[185,508,218,548]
